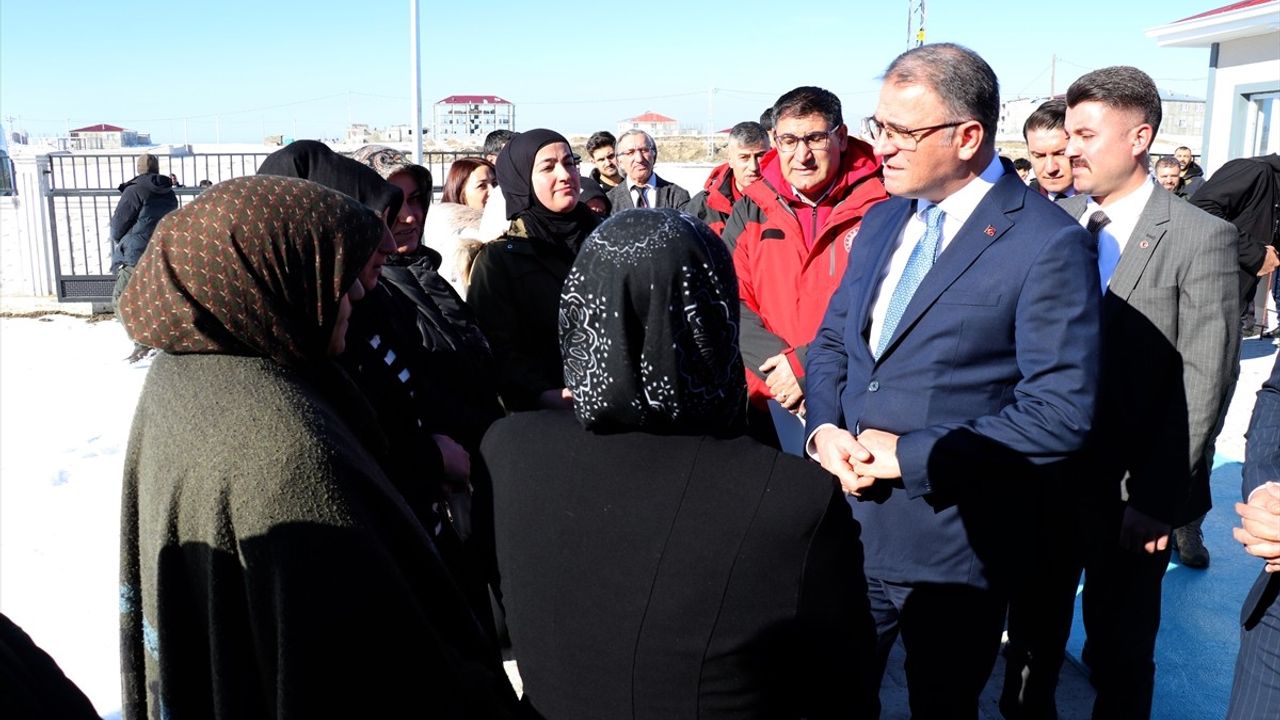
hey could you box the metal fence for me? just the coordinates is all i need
[17,149,479,304]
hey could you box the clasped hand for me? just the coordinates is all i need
[814,426,901,497]
[1234,483,1280,572]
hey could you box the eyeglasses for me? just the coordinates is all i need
[774,129,838,154]
[617,147,654,159]
[862,117,966,150]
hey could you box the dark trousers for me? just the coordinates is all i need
[1227,574,1280,720]
[112,264,136,311]
[1080,499,1172,720]
[866,577,1006,719]
[1002,499,1084,718]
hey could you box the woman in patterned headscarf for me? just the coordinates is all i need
[116,176,520,719]
[480,208,879,719]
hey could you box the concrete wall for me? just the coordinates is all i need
[1203,31,1280,174]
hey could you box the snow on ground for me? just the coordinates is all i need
[0,308,1274,718]
[0,316,142,716]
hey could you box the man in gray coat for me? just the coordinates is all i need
[1054,66,1237,720]
[606,129,690,214]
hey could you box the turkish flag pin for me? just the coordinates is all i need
[1140,240,1150,249]
[984,225,996,236]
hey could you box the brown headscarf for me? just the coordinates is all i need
[118,175,385,368]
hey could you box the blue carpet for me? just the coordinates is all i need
[1064,456,1260,719]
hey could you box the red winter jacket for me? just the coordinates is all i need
[722,140,887,407]
[684,162,740,236]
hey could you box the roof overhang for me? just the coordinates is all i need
[1146,0,1280,47]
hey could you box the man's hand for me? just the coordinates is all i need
[538,387,574,410]
[813,426,876,496]
[1259,246,1280,277]
[433,434,471,490]
[1234,483,1280,570]
[761,354,803,410]
[1119,506,1172,554]
[852,428,902,481]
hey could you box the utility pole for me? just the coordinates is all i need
[1050,54,1057,97]
[907,0,927,48]
[410,0,423,163]
[707,86,715,161]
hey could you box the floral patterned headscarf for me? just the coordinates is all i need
[118,175,385,368]
[559,208,747,434]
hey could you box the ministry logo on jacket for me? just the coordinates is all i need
[843,226,858,253]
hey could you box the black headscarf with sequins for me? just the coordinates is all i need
[559,208,747,435]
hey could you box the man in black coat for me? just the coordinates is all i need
[110,152,178,361]
[109,153,178,305]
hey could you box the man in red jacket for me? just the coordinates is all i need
[722,86,888,418]
[686,121,770,236]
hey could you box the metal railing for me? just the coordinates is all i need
[32,150,481,303]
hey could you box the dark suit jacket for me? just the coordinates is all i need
[482,410,878,719]
[606,175,692,215]
[1242,354,1280,625]
[805,170,1101,588]
[1059,188,1238,525]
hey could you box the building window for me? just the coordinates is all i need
[1244,91,1280,157]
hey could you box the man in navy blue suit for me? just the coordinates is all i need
[805,43,1101,718]
[1229,355,1280,719]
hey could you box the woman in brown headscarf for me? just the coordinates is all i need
[116,175,520,719]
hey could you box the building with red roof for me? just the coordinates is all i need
[68,123,151,150]
[432,95,514,144]
[617,111,679,138]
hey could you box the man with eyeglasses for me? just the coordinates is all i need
[804,44,1101,718]
[685,120,770,237]
[585,131,624,193]
[720,86,887,429]
[605,129,690,214]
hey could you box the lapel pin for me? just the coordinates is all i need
[984,225,995,236]
[1140,240,1150,249]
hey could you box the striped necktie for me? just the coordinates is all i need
[635,185,649,208]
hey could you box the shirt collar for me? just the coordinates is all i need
[1086,178,1155,227]
[917,153,1004,224]
[627,175,657,192]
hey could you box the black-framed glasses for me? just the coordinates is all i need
[774,128,838,154]
[862,117,966,150]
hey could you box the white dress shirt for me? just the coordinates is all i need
[627,175,657,207]
[866,154,1006,352]
[1081,179,1155,290]
[806,154,1006,460]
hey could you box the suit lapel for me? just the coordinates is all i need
[876,175,1022,363]
[856,200,915,348]
[1107,189,1168,300]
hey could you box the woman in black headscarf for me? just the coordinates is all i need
[467,128,600,412]
[117,176,519,718]
[480,209,879,719]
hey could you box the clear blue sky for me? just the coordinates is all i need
[0,0,1218,144]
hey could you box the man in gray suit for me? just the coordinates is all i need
[1056,66,1238,719]
[606,129,690,214]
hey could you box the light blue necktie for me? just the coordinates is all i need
[875,204,944,359]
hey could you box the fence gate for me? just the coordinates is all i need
[41,149,471,303]
[44,152,272,303]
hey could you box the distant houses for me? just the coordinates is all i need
[69,123,151,150]
[433,95,515,143]
[617,111,679,137]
